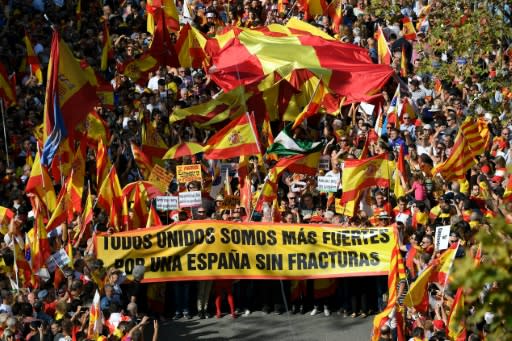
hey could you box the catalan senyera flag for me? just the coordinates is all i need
[298,0,327,20]
[25,150,57,213]
[147,0,180,34]
[376,25,391,64]
[400,46,407,77]
[22,33,43,84]
[96,139,111,187]
[328,0,343,34]
[402,16,417,40]
[176,23,208,68]
[101,21,113,72]
[0,63,16,106]
[146,203,163,228]
[131,142,153,179]
[341,154,391,216]
[372,245,405,341]
[291,80,325,130]
[97,166,126,230]
[203,113,262,160]
[448,288,466,341]
[41,31,97,166]
[432,117,488,181]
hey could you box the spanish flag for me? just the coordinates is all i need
[401,16,416,40]
[146,203,163,228]
[87,291,103,339]
[375,25,391,64]
[287,151,321,176]
[69,146,86,212]
[128,184,149,230]
[131,142,153,179]
[448,288,466,341]
[25,150,57,213]
[291,80,325,130]
[432,117,488,180]
[22,33,43,85]
[100,21,113,72]
[340,154,391,217]
[0,206,14,235]
[96,139,111,187]
[0,63,15,106]
[400,46,407,77]
[259,154,305,203]
[147,0,180,34]
[203,113,262,160]
[41,31,97,166]
[46,177,72,232]
[175,23,208,69]
[298,0,327,20]
[97,166,127,230]
[141,115,168,165]
[328,0,343,34]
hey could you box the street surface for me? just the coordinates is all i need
[150,311,373,340]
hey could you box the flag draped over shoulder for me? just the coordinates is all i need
[267,124,323,156]
[432,117,489,180]
[41,31,97,166]
[341,154,391,216]
[203,113,261,159]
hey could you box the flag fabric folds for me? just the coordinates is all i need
[97,166,126,230]
[175,23,208,68]
[23,33,43,84]
[432,117,489,180]
[267,124,323,156]
[402,16,417,40]
[0,63,16,106]
[448,288,466,341]
[340,154,391,216]
[101,22,113,71]
[203,113,261,159]
[131,143,153,179]
[41,31,97,166]
[25,150,57,213]
[376,25,391,64]
[298,0,327,20]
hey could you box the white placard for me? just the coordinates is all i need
[317,176,339,193]
[46,248,70,272]
[358,102,375,116]
[155,196,179,211]
[178,191,202,208]
[435,225,451,251]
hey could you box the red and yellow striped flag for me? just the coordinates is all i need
[128,184,149,230]
[400,46,407,77]
[298,0,327,20]
[448,288,466,341]
[328,0,343,34]
[87,290,103,339]
[23,33,43,85]
[96,139,111,187]
[131,142,153,179]
[147,0,180,34]
[0,63,15,106]
[376,25,391,64]
[432,117,489,180]
[175,23,208,68]
[402,16,416,40]
[259,154,305,204]
[203,113,261,160]
[69,146,86,212]
[46,177,72,232]
[291,80,325,130]
[97,166,126,230]
[340,154,391,216]
[25,150,57,213]
[146,202,163,228]
[100,22,113,72]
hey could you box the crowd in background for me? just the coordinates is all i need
[0,0,510,340]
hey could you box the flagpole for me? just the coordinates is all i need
[0,99,10,166]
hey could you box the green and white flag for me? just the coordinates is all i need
[267,125,323,156]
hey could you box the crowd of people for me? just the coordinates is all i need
[0,0,511,340]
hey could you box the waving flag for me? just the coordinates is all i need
[400,46,407,77]
[22,32,43,84]
[328,0,343,34]
[203,113,262,159]
[0,63,16,106]
[101,22,113,71]
[401,16,416,40]
[42,31,97,166]
[176,23,208,68]
[146,203,163,228]
[131,143,153,179]
[267,124,323,156]
[97,166,127,230]
[376,25,391,64]
[87,290,103,339]
[298,0,327,20]
[448,288,466,341]
[25,150,57,213]
[147,0,180,34]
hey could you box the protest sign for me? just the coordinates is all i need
[178,191,202,208]
[96,222,397,281]
[149,165,174,193]
[435,225,451,250]
[319,155,330,170]
[46,249,71,272]
[155,196,179,211]
[317,176,339,193]
[176,164,202,184]
[221,195,240,209]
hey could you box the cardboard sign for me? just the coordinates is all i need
[178,191,202,208]
[435,225,451,251]
[149,165,174,193]
[317,176,339,193]
[176,164,202,184]
[155,196,179,211]
[319,155,331,170]
[221,195,240,209]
